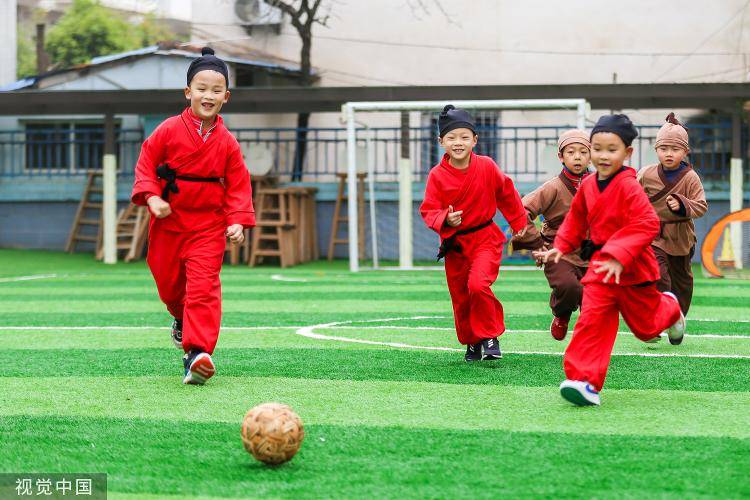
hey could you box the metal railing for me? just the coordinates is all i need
[0,122,743,186]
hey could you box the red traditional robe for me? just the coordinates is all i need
[131,108,255,355]
[420,153,526,345]
[553,167,680,391]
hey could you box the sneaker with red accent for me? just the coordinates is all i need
[183,351,215,385]
[550,316,569,341]
[171,318,183,349]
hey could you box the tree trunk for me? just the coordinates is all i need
[291,33,313,181]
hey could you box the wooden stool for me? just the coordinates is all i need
[328,173,366,261]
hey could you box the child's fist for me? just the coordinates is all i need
[226,224,245,244]
[446,205,464,227]
[666,195,681,212]
[533,247,563,264]
[147,196,172,219]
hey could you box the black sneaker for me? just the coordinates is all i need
[481,337,502,360]
[182,350,215,385]
[464,342,482,362]
[171,318,183,349]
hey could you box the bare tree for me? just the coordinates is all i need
[265,0,332,180]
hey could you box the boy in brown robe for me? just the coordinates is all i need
[637,113,707,316]
[512,129,591,340]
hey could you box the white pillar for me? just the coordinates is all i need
[345,105,359,272]
[102,154,117,264]
[0,0,17,86]
[730,158,744,269]
[398,111,413,269]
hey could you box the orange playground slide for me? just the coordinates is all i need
[701,208,750,277]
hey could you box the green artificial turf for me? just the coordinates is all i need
[0,249,748,498]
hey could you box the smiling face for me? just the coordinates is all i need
[184,70,230,123]
[439,128,478,166]
[656,144,688,169]
[590,132,633,179]
[558,143,591,175]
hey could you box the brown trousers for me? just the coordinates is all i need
[653,245,694,315]
[543,259,586,320]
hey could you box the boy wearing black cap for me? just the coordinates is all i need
[420,105,526,361]
[535,114,685,406]
[131,47,255,385]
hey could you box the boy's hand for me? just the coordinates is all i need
[533,247,563,264]
[446,205,463,227]
[592,258,624,284]
[666,195,680,212]
[226,224,245,244]
[147,196,172,219]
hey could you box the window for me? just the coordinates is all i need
[23,121,119,172]
[25,123,71,170]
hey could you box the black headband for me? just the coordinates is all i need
[186,47,229,87]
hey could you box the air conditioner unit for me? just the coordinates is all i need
[235,0,282,31]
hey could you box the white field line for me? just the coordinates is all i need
[0,274,58,283]
[0,326,302,331]
[270,274,309,283]
[294,317,750,359]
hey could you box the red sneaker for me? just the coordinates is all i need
[550,316,569,341]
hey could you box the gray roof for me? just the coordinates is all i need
[2,45,304,91]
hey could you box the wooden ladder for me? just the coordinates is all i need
[249,188,296,268]
[66,172,103,253]
[328,173,366,261]
[96,203,150,262]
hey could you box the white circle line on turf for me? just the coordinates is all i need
[0,274,58,283]
[327,326,750,339]
[294,316,750,359]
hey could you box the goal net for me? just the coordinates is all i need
[341,99,590,272]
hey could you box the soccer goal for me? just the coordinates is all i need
[341,98,590,272]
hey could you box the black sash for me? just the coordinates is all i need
[156,163,221,200]
[579,239,603,261]
[437,219,495,261]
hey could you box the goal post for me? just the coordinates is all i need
[342,98,590,272]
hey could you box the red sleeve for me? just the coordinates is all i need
[600,184,659,268]
[494,164,526,233]
[554,188,587,254]
[419,170,457,239]
[223,141,255,228]
[131,124,166,206]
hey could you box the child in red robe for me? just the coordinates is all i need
[535,114,684,406]
[132,47,255,385]
[420,105,526,362]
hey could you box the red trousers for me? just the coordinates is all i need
[444,229,505,345]
[147,222,226,354]
[564,282,681,391]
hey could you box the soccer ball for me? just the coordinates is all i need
[241,403,304,465]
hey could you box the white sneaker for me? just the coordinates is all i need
[560,379,601,406]
[663,292,686,345]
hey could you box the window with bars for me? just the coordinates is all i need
[23,121,118,172]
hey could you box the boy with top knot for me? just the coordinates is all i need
[420,105,526,362]
[512,129,592,341]
[535,114,685,406]
[132,47,255,385]
[637,113,707,317]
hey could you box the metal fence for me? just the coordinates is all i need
[0,122,744,186]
